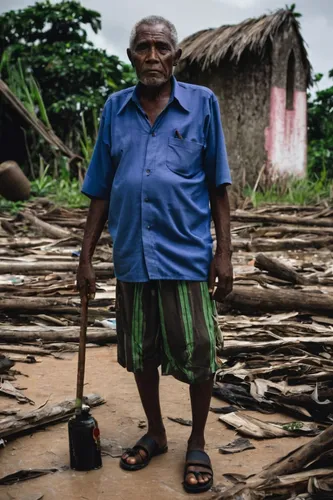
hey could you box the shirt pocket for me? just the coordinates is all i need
[166,137,203,178]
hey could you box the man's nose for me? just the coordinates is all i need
[146,45,159,62]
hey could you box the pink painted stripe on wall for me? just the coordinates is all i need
[265,87,307,177]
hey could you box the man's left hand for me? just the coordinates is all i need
[209,253,233,302]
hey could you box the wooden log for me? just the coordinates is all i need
[0,235,110,249]
[221,337,333,356]
[42,218,86,228]
[0,326,117,344]
[0,261,113,276]
[0,393,104,439]
[216,424,333,499]
[0,296,112,313]
[221,286,333,315]
[0,345,53,356]
[255,253,308,285]
[6,354,39,364]
[21,210,72,239]
[250,236,333,251]
[254,225,333,237]
[231,210,333,228]
[223,237,333,253]
[0,238,54,248]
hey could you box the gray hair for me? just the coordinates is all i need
[129,16,178,50]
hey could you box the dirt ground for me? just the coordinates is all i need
[0,346,311,500]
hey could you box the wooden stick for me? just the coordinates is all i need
[76,295,88,410]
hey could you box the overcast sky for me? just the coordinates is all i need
[1,0,332,90]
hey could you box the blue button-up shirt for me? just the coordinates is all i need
[82,77,231,282]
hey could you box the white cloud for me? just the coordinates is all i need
[213,0,258,7]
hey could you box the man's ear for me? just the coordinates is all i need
[173,48,182,66]
[127,48,134,67]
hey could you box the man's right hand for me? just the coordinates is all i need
[76,262,96,300]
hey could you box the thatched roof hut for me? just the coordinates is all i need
[176,9,312,185]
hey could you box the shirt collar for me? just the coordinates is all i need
[117,76,190,115]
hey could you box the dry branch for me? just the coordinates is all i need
[0,393,104,439]
[255,253,308,285]
[21,210,73,239]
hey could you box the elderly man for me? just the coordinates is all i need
[77,15,232,494]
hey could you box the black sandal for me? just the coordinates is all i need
[183,450,214,494]
[120,434,168,471]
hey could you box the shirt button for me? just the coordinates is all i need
[152,132,156,137]
[144,197,149,202]
[147,225,151,230]
[146,169,151,175]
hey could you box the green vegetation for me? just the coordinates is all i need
[308,72,333,180]
[0,0,136,182]
[0,165,89,213]
[0,1,136,144]
[282,421,304,431]
[246,170,333,207]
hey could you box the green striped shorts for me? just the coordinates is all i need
[116,280,223,384]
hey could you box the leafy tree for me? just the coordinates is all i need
[307,72,333,179]
[0,1,136,145]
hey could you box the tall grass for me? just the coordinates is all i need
[3,56,96,175]
[4,57,51,128]
[245,169,333,207]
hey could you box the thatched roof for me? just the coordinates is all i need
[178,9,311,83]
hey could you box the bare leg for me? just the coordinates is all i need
[122,362,167,465]
[185,375,214,485]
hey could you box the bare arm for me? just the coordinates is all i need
[76,198,109,298]
[209,184,233,300]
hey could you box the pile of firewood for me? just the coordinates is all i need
[1,199,333,497]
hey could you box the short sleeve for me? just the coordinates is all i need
[204,96,232,187]
[81,101,114,199]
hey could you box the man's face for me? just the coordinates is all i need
[128,23,181,87]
